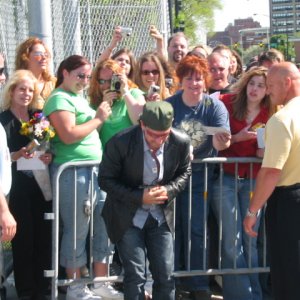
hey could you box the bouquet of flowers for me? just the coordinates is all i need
[20,111,55,151]
[19,112,55,201]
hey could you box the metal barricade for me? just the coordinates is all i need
[173,157,270,280]
[49,160,121,300]
[48,158,270,299]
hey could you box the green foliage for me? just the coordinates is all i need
[270,34,295,61]
[173,0,222,45]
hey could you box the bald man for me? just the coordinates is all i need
[244,62,300,300]
[0,54,6,86]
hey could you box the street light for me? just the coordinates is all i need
[253,13,270,50]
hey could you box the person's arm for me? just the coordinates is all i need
[0,186,16,241]
[97,26,123,64]
[213,131,231,150]
[149,25,167,60]
[243,167,281,237]
[49,102,112,144]
[119,73,146,124]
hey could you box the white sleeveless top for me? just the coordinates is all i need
[0,123,12,195]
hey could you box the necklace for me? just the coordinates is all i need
[190,101,202,115]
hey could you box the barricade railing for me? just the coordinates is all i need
[48,158,270,299]
[49,161,122,300]
[173,157,269,279]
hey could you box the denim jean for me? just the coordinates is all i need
[51,164,110,268]
[175,167,210,291]
[211,173,262,300]
[116,215,174,300]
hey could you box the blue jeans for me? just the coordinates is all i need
[175,168,210,291]
[116,215,174,300]
[51,164,110,268]
[211,173,262,300]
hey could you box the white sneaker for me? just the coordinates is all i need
[92,282,124,299]
[66,284,102,300]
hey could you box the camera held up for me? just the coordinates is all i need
[110,74,121,92]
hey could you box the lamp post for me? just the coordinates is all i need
[253,13,270,50]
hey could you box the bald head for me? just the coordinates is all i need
[267,62,300,105]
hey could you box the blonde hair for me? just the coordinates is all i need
[2,70,39,110]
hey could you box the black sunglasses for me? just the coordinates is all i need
[0,68,4,75]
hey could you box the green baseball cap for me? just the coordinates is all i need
[140,101,174,131]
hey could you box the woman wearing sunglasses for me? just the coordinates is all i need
[89,59,145,147]
[43,55,116,300]
[135,51,175,101]
[15,37,56,108]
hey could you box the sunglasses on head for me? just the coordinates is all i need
[0,68,4,75]
[141,69,160,76]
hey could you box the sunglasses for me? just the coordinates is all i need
[141,69,160,76]
[145,127,170,139]
[77,74,92,80]
[0,67,4,75]
[33,51,49,59]
[98,79,111,85]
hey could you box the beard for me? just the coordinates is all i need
[172,50,184,63]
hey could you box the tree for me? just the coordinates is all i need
[172,0,222,45]
[270,34,295,61]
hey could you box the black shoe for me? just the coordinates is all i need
[190,290,212,300]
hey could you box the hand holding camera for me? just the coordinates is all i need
[147,85,160,102]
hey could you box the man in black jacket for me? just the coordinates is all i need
[99,101,191,300]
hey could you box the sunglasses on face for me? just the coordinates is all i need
[77,74,92,80]
[0,68,4,75]
[141,69,160,76]
[33,51,49,59]
[145,127,170,139]
[98,79,111,85]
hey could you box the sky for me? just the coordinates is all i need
[214,0,270,31]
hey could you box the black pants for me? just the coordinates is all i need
[265,184,300,300]
[9,172,52,299]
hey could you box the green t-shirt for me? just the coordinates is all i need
[100,88,144,146]
[43,88,102,164]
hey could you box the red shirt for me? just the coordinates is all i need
[219,94,270,178]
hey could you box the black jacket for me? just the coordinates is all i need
[99,125,191,243]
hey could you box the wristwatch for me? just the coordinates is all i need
[246,208,259,218]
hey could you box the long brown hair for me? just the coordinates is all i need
[230,66,275,120]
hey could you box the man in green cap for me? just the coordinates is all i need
[99,101,191,299]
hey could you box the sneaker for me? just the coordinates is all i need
[66,284,102,300]
[92,282,124,299]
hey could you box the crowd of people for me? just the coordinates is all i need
[0,24,299,300]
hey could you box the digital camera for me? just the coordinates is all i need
[110,74,121,92]
[120,26,132,37]
[147,85,160,97]
[165,77,173,88]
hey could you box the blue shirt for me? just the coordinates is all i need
[132,134,166,229]
[166,91,229,160]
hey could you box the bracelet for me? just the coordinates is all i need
[246,208,259,218]
[122,90,131,98]
[10,152,17,162]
